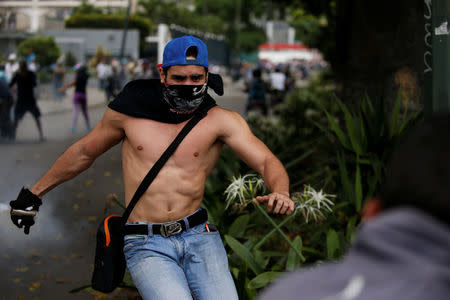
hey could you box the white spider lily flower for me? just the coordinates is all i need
[224,174,266,209]
[302,185,335,212]
[292,185,336,223]
[224,176,335,222]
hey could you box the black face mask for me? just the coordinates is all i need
[162,83,208,113]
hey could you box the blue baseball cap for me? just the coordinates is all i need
[161,36,209,68]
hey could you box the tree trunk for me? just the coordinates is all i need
[333,0,424,111]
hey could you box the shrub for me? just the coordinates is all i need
[65,50,78,68]
[17,36,61,67]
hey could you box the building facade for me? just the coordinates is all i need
[0,0,137,32]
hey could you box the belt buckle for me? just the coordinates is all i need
[160,221,182,237]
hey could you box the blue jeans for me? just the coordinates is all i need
[123,217,238,299]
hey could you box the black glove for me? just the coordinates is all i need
[10,188,42,235]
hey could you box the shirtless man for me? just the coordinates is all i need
[9,36,294,299]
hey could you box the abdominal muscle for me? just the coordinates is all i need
[124,167,207,223]
[120,123,222,223]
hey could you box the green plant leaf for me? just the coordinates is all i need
[247,272,283,289]
[286,236,303,271]
[228,214,251,238]
[112,195,126,210]
[284,149,315,170]
[225,235,264,275]
[337,152,354,203]
[346,215,359,243]
[253,213,296,250]
[355,160,363,211]
[324,109,351,150]
[326,229,340,259]
[337,99,362,155]
[254,249,270,269]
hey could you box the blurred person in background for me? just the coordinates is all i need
[259,114,450,300]
[246,68,268,116]
[0,68,14,139]
[60,64,91,133]
[5,53,19,83]
[269,66,286,105]
[52,62,66,102]
[0,64,8,83]
[96,58,112,102]
[9,61,44,141]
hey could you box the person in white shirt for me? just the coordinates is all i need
[269,67,286,105]
[96,59,112,91]
[5,53,19,83]
[96,59,113,102]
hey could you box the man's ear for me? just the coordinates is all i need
[361,197,383,222]
[159,67,165,84]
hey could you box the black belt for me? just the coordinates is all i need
[124,208,207,237]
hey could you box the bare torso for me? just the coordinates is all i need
[121,106,223,223]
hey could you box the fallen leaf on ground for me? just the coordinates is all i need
[115,179,122,185]
[28,249,41,258]
[29,281,41,291]
[12,278,21,283]
[90,290,109,299]
[76,192,85,199]
[73,203,80,211]
[107,193,118,201]
[70,253,83,259]
[85,179,94,187]
[104,171,111,177]
[16,267,29,272]
[55,278,69,284]
[88,216,98,223]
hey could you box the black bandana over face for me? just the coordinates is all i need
[162,83,208,114]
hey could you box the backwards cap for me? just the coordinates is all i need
[161,36,208,68]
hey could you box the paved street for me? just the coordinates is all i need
[0,78,247,300]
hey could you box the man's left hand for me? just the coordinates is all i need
[255,192,294,215]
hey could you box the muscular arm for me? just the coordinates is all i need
[30,108,125,198]
[218,109,293,214]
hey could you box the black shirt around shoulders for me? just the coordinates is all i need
[108,79,217,124]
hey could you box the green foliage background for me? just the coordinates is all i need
[17,36,61,67]
[200,72,422,298]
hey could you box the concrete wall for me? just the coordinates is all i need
[42,28,139,63]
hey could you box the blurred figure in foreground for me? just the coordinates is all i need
[9,61,44,141]
[60,64,91,133]
[259,114,450,300]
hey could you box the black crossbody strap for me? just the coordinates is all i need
[122,109,208,222]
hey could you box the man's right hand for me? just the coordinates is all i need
[10,188,42,235]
